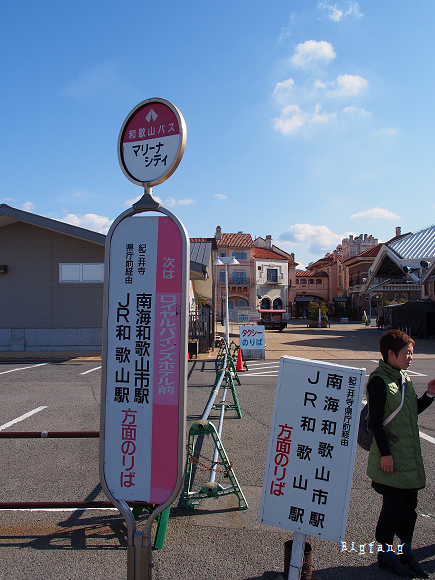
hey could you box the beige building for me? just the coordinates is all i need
[212,227,296,318]
[290,252,346,317]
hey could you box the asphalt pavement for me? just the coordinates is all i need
[0,320,434,580]
[210,319,435,361]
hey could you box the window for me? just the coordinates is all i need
[267,268,278,282]
[59,263,104,283]
[219,252,226,257]
[308,279,314,284]
[228,300,234,310]
[219,271,226,282]
[273,298,283,310]
[296,279,299,284]
[232,251,247,260]
[316,279,322,284]
[300,279,307,285]
[261,297,271,309]
[237,299,248,307]
[232,271,246,284]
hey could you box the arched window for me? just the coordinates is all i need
[273,298,283,310]
[261,297,271,309]
[237,299,248,307]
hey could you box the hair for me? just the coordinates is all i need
[379,329,414,362]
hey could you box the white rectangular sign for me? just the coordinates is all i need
[259,356,365,542]
[240,325,265,359]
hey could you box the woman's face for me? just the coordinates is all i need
[387,344,414,370]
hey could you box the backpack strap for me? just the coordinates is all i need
[383,371,406,427]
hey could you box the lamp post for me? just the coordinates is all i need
[213,256,240,345]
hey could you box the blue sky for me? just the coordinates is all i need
[1,1,434,268]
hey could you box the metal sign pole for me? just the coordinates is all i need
[287,532,305,580]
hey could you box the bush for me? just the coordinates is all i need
[307,301,328,321]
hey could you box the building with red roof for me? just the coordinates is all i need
[212,227,296,319]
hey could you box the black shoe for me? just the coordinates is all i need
[398,554,429,579]
[378,553,416,577]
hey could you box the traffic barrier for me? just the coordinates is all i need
[182,340,248,510]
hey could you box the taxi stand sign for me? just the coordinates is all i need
[239,325,265,359]
[259,356,365,543]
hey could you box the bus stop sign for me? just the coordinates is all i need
[118,98,186,187]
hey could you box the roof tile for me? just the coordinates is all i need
[254,247,288,260]
[216,233,254,247]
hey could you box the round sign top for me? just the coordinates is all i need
[118,98,186,187]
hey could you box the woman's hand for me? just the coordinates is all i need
[427,379,435,396]
[381,455,394,473]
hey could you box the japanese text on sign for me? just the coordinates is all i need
[259,356,365,542]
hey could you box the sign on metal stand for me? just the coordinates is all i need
[259,356,365,579]
[100,98,188,579]
[239,324,265,359]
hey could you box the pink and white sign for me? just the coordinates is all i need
[118,98,186,186]
[102,213,187,504]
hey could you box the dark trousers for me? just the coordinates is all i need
[373,483,418,545]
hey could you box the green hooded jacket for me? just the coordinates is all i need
[366,360,425,489]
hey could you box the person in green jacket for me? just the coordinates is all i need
[367,329,435,579]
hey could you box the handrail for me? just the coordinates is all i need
[201,348,227,421]
[0,431,99,438]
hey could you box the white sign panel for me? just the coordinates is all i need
[101,213,187,504]
[118,98,186,187]
[259,356,365,542]
[240,325,265,358]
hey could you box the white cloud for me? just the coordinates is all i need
[21,201,35,212]
[291,40,336,68]
[324,74,368,97]
[318,1,363,21]
[272,44,369,136]
[213,194,227,201]
[273,104,336,135]
[272,72,369,136]
[350,207,400,220]
[345,1,363,19]
[166,197,195,207]
[272,78,295,98]
[60,213,113,234]
[343,106,371,118]
[329,6,343,21]
[278,224,353,255]
[274,105,306,135]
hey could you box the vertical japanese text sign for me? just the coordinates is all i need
[259,356,365,542]
[101,212,189,504]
